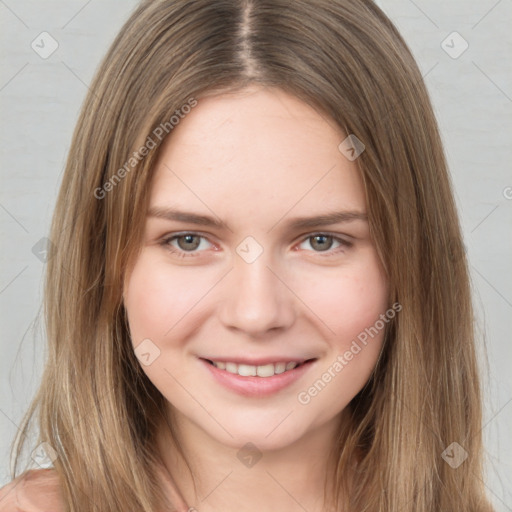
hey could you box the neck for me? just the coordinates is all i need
[156,409,349,512]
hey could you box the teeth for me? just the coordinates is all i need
[211,360,300,377]
[238,364,256,377]
[226,362,237,373]
[257,364,275,377]
[274,362,286,374]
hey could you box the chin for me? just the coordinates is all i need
[197,406,323,452]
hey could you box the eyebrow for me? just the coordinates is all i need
[147,206,368,231]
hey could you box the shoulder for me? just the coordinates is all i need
[0,469,63,512]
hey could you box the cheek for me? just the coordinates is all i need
[297,253,388,399]
[299,254,389,347]
[123,254,208,394]
[294,254,389,412]
[335,270,388,347]
[124,253,211,343]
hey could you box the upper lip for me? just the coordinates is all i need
[200,356,316,366]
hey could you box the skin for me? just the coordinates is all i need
[123,85,389,511]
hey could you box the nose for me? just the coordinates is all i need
[218,249,296,337]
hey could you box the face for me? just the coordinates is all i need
[123,86,389,451]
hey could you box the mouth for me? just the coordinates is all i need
[202,358,316,378]
[199,357,317,397]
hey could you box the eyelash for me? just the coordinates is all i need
[159,232,352,259]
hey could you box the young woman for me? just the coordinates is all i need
[0,0,495,511]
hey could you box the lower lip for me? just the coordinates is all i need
[200,358,316,397]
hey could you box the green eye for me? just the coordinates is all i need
[298,233,352,255]
[161,233,212,258]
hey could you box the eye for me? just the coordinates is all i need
[160,233,213,258]
[160,232,352,259]
[297,233,352,256]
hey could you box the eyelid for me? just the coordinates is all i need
[296,231,353,243]
[295,232,353,255]
[160,231,216,255]
[163,231,214,242]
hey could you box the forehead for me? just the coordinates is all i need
[149,86,366,228]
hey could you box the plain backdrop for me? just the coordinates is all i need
[1,0,511,509]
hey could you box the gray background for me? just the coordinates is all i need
[1,0,511,509]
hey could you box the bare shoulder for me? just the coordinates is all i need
[0,469,63,512]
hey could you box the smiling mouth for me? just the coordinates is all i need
[202,358,316,378]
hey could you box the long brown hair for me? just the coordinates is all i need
[9,0,493,510]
